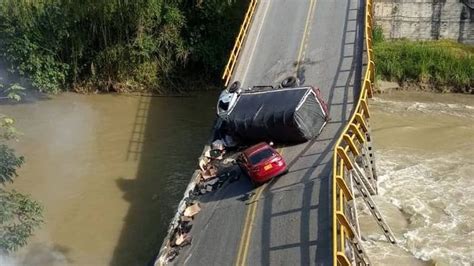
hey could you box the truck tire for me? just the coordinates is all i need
[280,76,299,88]
[228,81,241,93]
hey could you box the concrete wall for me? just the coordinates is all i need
[374,0,473,44]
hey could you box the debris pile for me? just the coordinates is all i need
[157,139,240,264]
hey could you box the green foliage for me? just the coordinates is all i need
[0,115,20,141]
[0,189,43,252]
[374,39,474,90]
[0,115,42,253]
[0,114,24,187]
[0,145,24,184]
[182,0,243,75]
[0,0,244,93]
[372,25,384,44]
[4,83,26,102]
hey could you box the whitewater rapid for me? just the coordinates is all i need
[362,92,474,265]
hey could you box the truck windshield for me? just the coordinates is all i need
[218,100,229,111]
[249,148,274,165]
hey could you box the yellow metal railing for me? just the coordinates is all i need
[332,0,375,264]
[222,0,258,86]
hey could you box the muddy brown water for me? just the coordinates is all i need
[364,91,474,265]
[1,90,472,265]
[1,92,217,265]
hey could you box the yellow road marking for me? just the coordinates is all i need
[235,148,283,266]
[235,3,316,265]
[240,183,266,265]
[235,192,255,265]
[295,0,317,71]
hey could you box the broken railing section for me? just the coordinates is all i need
[155,136,239,265]
[331,0,397,264]
[334,112,397,266]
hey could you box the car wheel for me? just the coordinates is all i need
[280,76,299,88]
[228,81,241,93]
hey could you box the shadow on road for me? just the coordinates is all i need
[257,0,365,263]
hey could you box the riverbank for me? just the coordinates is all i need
[373,37,473,94]
[375,80,473,94]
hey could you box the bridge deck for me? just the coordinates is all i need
[172,0,365,264]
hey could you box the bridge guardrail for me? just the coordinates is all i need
[222,0,258,86]
[332,0,375,264]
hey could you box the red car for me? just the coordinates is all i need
[238,142,288,185]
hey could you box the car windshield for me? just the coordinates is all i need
[249,148,274,165]
[218,100,229,111]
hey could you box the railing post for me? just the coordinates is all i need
[364,121,378,193]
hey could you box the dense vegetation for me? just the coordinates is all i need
[0,0,245,93]
[0,113,43,253]
[373,27,474,93]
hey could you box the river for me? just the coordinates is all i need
[1,92,217,266]
[364,91,474,265]
[0,90,472,265]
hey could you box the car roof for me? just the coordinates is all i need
[243,142,271,157]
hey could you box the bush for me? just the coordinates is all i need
[373,25,384,44]
[0,189,43,252]
[0,0,245,93]
[374,39,473,91]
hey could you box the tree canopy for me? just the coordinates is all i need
[0,0,245,93]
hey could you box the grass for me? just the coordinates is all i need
[374,34,474,92]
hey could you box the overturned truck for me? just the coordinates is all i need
[222,86,330,143]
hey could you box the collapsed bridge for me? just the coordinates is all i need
[156,0,396,265]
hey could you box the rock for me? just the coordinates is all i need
[376,81,399,93]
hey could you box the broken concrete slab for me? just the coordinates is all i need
[183,203,201,218]
[174,232,192,247]
[199,156,211,171]
[180,215,193,223]
[201,165,218,180]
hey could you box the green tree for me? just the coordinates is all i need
[0,99,43,253]
[0,189,43,252]
[0,0,245,93]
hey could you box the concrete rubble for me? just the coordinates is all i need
[183,203,201,218]
[156,136,242,264]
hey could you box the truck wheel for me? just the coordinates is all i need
[280,76,299,88]
[228,81,241,93]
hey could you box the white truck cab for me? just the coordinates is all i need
[217,81,241,118]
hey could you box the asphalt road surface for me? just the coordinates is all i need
[172,0,365,264]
